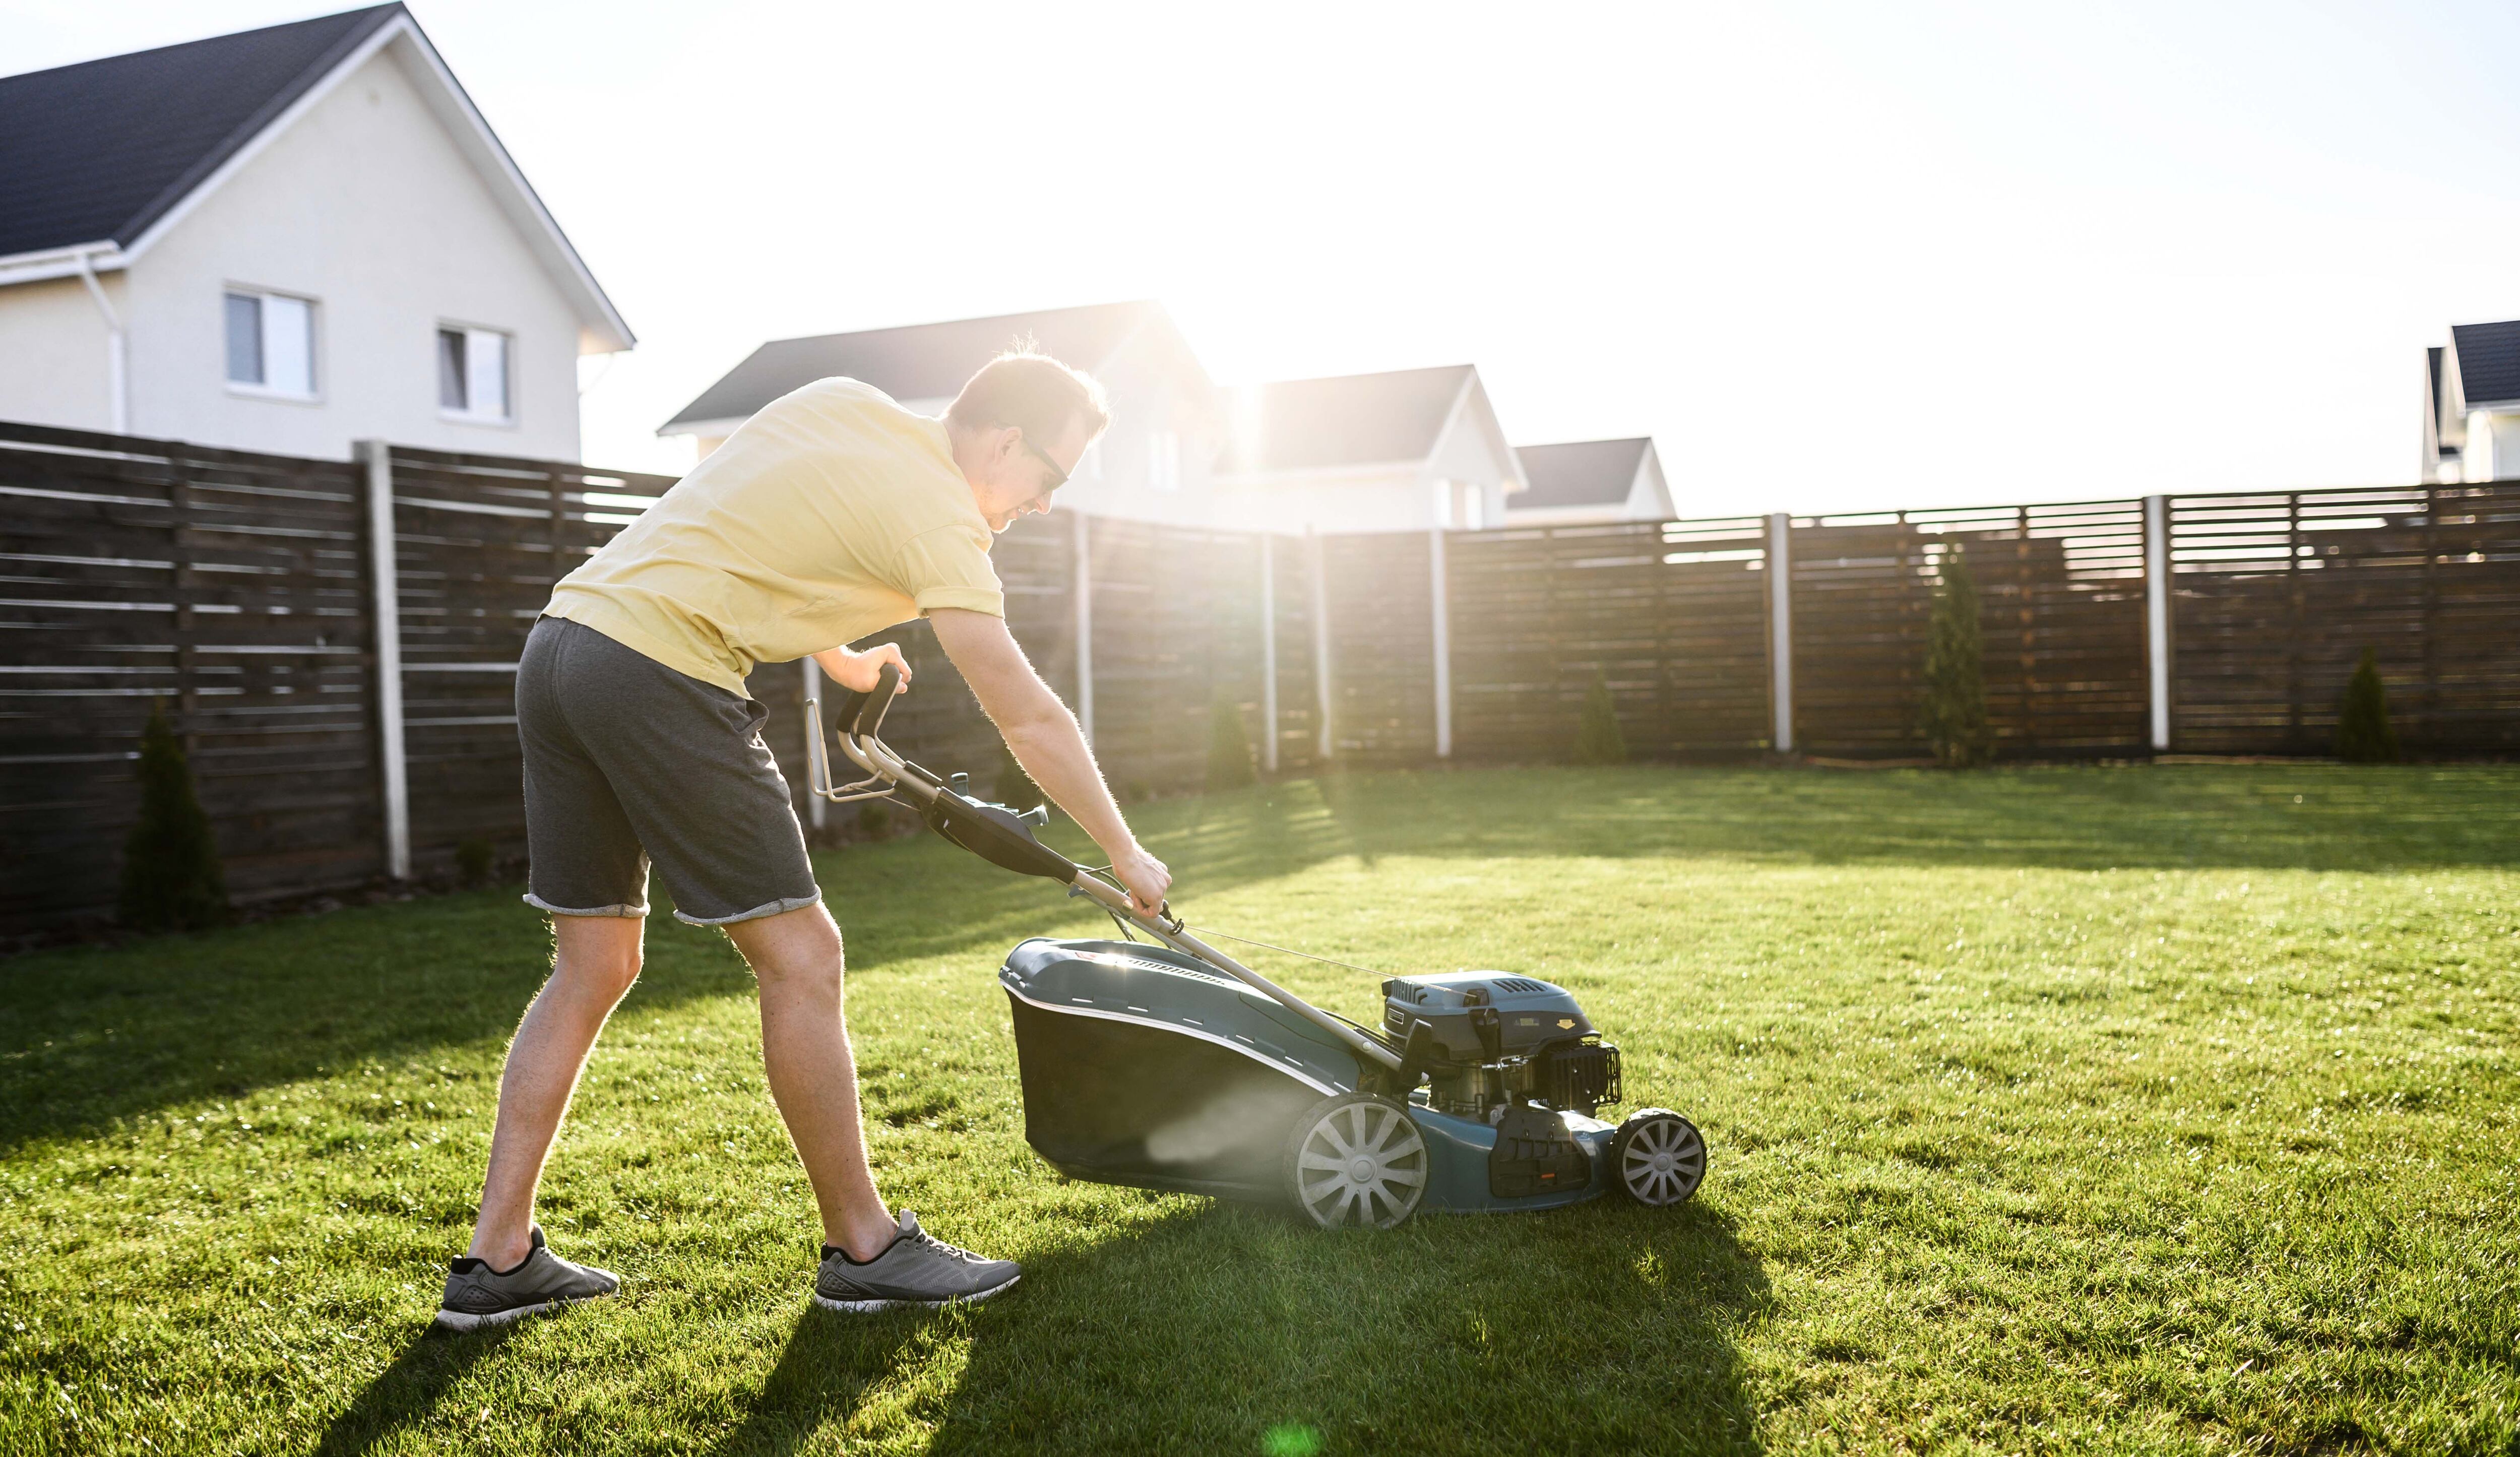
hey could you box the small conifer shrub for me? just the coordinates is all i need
[857,800,892,838]
[1920,547,1992,769]
[2336,648,2399,763]
[1573,670,1628,766]
[118,704,229,931]
[1207,688,1258,791]
[455,839,495,888]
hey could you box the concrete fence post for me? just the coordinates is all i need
[2145,493,2172,752]
[1308,528,1334,762]
[1072,509,1095,745]
[356,440,410,880]
[1766,511,1795,754]
[1430,526,1453,758]
[1259,533,1280,773]
[802,657,825,830]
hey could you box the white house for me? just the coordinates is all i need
[659,301,1220,527]
[1210,365,1526,534]
[2421,321,2520,484]
[0,5,632,461]
[1505,438,1676,525]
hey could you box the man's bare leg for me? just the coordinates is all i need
[465,914,645,1267]
[721,902,898,1261]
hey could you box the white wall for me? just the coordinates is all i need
[0,43,588,460]
[0,275,117,429]
[1420,386,1518,527]
[1051,334,1217,527]
[2465,408,2520,482]
[1211,465,1427,533]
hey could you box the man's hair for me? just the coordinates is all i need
[944,345,1111,447]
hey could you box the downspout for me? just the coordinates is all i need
[74,250,129,434]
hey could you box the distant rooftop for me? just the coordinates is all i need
[1215,365,1474,475]
[2450,320,2520,408]
[662,300,1170,431]
[1512,438,1651,510]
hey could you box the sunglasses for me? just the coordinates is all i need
[1018,433,1069,496]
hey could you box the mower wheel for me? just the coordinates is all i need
[1611,1109,1706,1207]
[1284,1093,1427,1230]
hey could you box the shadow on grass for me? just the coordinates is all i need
[311,1320,515,1457]
[709,1196,1772,1456]
[701,1308,929,1456]
[0,888,759,1157]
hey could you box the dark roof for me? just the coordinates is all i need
[664,301,1169,428]
[1214,365,1474,474]
[2450,320,2520,407]
[1511,438,1650,510]
[0,6,403,259]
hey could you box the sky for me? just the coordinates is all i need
[12,0,2520,515]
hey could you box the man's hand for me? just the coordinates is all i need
[813,643,910,695]
[1108,842,1172,919]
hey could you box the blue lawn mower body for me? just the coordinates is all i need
[809,667,1707,1228]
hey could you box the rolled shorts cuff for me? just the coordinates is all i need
[523,892,650,918]
[672,890,824,927]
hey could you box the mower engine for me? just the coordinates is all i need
[1379,973,1621,1121]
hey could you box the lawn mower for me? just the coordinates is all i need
[805,666,1707,1229]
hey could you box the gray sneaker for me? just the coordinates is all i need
[435,1228,619,1332]
[814,1211,1020,1313]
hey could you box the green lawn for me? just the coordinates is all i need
[3,765,2517,1455]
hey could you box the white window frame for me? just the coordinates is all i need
[437,323,516,426]
[222,287,322,404]
[1147,430,1181,492]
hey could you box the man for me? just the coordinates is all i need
[433,352,1171,1331]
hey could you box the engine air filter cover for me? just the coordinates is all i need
[1379,972,1595,1059]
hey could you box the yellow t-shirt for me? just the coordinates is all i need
[544,378,1003,696]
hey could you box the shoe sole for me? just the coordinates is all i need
[431,1291,607,1333]
[812,1273,1020,1314]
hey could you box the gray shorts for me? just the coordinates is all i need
[516,615,821,926]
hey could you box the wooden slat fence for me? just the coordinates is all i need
[379,446,680,872]
[1784,502,2149,758]
[1448,518,1772,762]
[2168,484,2520,754]
[0,424,379,926]
[8,417,2518,936]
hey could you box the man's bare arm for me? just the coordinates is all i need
[927,608,1170,914]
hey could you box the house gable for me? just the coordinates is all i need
[661,301,1196,436]
[0,6,629,353]
[1214,365,1475,477]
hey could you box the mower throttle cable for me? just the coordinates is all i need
[1181,926,1389,978]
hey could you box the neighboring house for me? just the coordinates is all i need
[1210,365,1525,534]
[0,5,632,462]
[659,300,1219,527]
[1505,437,1675,526]
[2422,321,2520,484]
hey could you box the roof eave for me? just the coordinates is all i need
[0,240,129,288]
[656,414,749,439]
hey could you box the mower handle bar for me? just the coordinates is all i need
[803,662,1404,1074]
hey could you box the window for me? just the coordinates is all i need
[1147,430,1180,492]
[223,290,316,398]
[437,326,512,421]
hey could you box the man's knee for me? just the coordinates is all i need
[551,918,645,1001]
[724,902,844,992]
